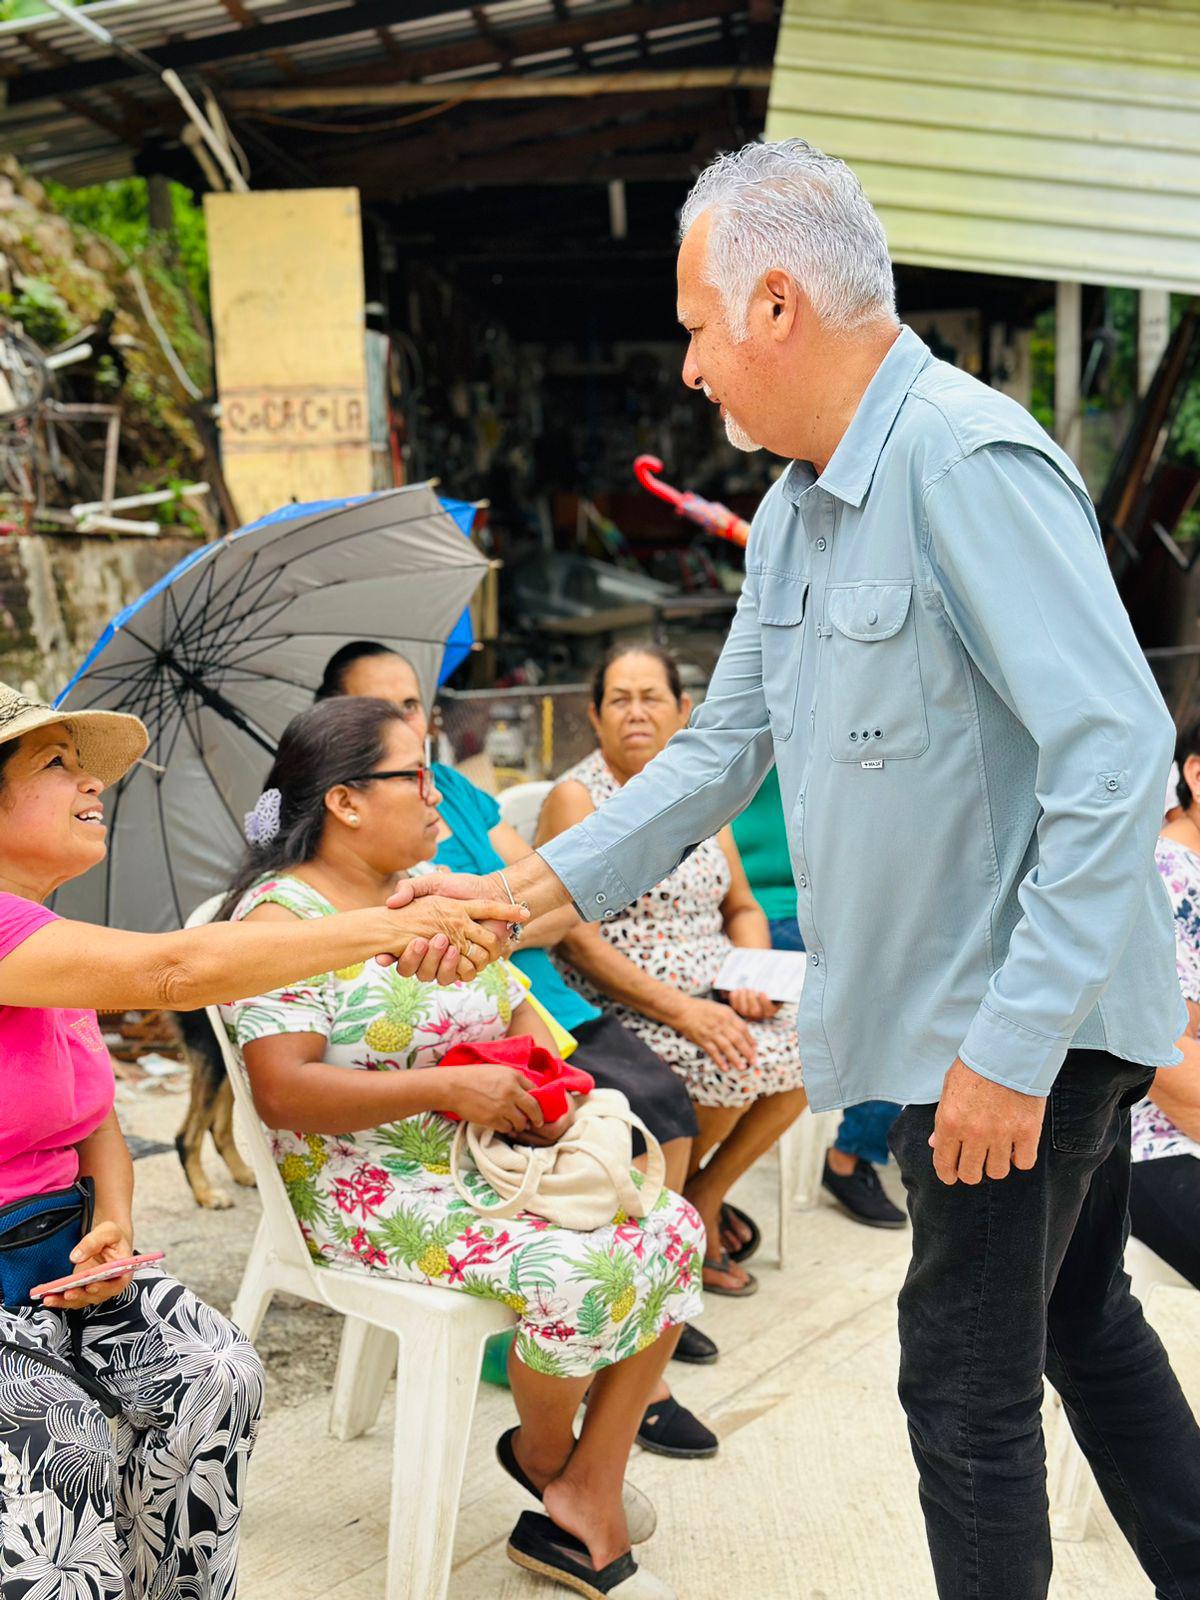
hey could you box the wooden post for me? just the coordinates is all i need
[1138,289,1171,396]
[147,174,173,237]
[1054,280,1082,464]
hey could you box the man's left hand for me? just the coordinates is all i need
[929,1058,1045,1185]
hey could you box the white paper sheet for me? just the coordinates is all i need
[712,948,808,1004]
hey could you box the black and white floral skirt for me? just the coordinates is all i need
[0,1271,264,1598]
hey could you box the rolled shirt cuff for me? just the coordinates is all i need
[538,831,632,925]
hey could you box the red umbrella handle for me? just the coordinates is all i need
[633,454,686,510]
[632,454,751,548]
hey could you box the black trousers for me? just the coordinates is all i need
[890,1049,1200,1600]
[1129,1153,1200,1289]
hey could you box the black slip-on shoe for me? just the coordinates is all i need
[821,1156,907,1229]
[636,1395,719,1459]
[670,1323,719,1366]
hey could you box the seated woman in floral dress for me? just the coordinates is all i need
[538,645,808,1298]
[0,682,503,1600]
[221,696,704,1600]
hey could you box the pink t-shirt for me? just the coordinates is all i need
[0,893,115,1207]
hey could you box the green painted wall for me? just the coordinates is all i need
[766,0,1200,289]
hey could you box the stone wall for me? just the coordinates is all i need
[0,534,195,699]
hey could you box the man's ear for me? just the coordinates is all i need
[680,694,694,723]
[762,269,799,341]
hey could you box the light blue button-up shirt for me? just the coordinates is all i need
[540,327,1185,1112]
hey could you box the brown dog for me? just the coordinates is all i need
[173,1008,257,1209]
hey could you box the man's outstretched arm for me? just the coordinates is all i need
[403,568,776,926]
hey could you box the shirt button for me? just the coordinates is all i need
[604,910,617,921]
[1105,777,1120,792]
[815,537,827,551]
[809,952,820,967]
[867,609,879,625]
[798,876,808,889]
[595,893,606,904]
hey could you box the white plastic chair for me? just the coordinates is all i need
[775,1106,838,1266]
[1048,1234,1190,1542]
[498,778,553,845]
[185,898,514,1600]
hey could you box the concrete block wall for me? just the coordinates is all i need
[0,534,195,700]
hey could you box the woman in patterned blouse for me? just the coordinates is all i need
[539,645,807,1300]
[221,697,704,1598]
[1129,719,1200,1285]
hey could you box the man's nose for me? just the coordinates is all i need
[681,345,703,391]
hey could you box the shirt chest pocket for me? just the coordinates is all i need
[757,571,809,741]
[824,581,929,762]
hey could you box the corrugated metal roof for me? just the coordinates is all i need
[765,0,1200,292]
[1,0,749,187]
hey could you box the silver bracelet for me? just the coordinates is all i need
[497,869,531,945]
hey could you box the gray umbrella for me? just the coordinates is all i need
[53,484,488,932]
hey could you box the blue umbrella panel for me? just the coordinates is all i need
[53,483,488,933]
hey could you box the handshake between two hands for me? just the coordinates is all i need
[375,869,525,987]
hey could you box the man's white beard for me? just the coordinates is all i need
[724,411,761,452]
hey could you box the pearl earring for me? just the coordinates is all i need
[348,813,360,826]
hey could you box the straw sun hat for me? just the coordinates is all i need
[0,682,148,789]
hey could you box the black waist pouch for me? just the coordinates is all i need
[0,1175,119,1416]
[0,1175,94,1309]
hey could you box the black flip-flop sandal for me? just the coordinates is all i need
[702,1249,759,1298]
[720,1202,761,1264]
[507,1511,674,1598]
[636,1395,718,1460]
[496,1429,657,1544]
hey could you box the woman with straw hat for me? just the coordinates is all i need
[0,682,524,1600]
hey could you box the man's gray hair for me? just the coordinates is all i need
[679,139,897,338]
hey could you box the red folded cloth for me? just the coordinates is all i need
[436,1036,594,1123]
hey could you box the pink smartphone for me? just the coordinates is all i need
[30,1252,165,1300]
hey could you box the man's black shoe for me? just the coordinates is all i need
[822,1155,907,1229]
[671,1323,719,1365]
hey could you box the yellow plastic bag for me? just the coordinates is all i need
[504,961,578,1058]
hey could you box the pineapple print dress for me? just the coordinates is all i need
[223,874,705,1377]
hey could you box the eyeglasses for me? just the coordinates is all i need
[341,765,436,802]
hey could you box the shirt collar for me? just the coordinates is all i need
[783,325,932,509]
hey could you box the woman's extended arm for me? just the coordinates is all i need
[0,892,523,1013]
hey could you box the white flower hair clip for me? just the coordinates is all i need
[244,786,282,846]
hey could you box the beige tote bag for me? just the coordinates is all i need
[449,1087,665,1232]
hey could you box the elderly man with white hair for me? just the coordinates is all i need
[402,140,1200,1599]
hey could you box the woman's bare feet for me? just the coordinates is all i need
[543,1462,630,1573]
[701,1252,754,1293]
[685,1184,754,1291]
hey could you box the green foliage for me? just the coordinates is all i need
[1029,289,1200,473]
[0,0,97,19]
[0,275,76,345]
[44,176,209,315]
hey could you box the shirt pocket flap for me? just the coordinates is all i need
[757,570,809,627]
[827,581,912,642]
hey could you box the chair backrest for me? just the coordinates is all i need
[185,896,319,1282]
[498,779,553,846]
